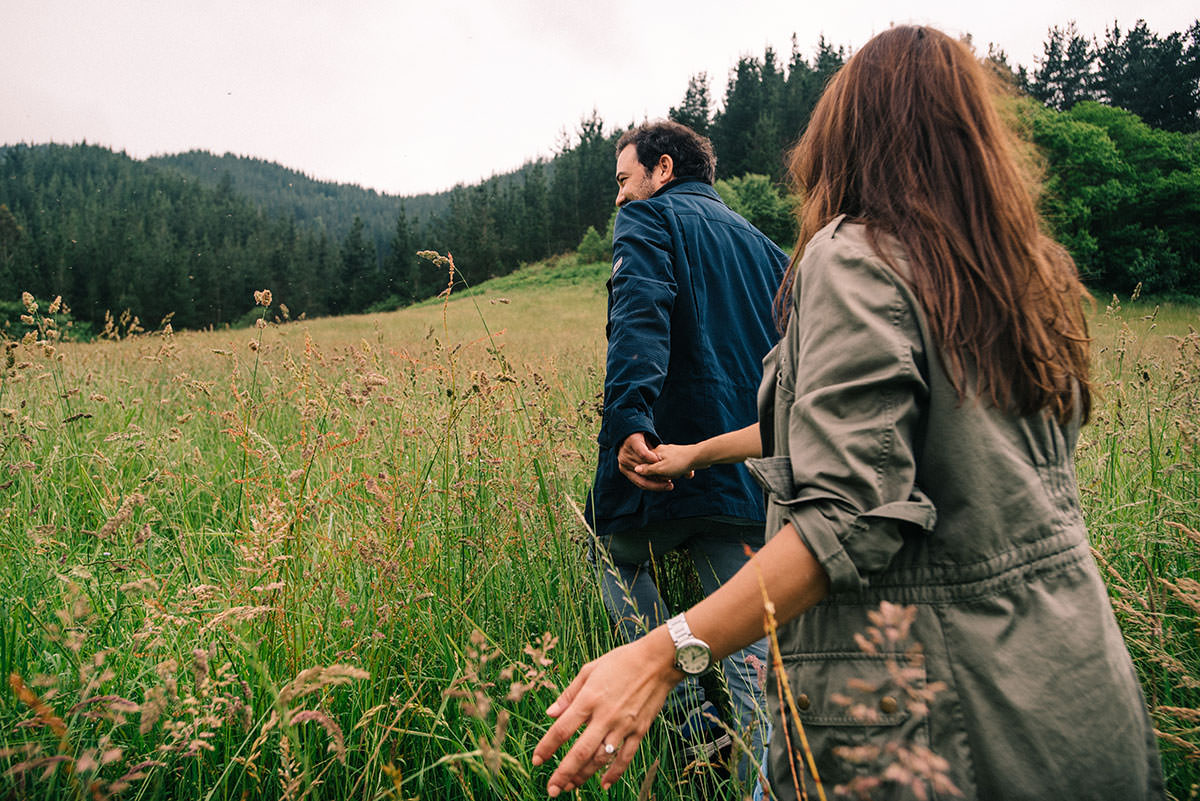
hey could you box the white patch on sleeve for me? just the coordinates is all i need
[611,256,623,277]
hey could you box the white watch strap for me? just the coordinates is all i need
[666,612,692,646]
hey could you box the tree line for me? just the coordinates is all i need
[1,21,1197,336]
[1019,19,1199,132]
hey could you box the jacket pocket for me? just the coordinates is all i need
[745,454,795,498]
[774,651,932,797]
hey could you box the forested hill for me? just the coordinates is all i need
[0,131,611,334]
[149,150,454,243]
[0,143,373,330]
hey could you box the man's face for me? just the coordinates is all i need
[614,145,670,207]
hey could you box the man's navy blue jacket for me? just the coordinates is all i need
[586,178,788,536]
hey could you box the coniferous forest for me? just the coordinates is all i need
[1,21,1198,336]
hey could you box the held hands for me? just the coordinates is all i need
[618,432,674,491]
[532,629,682,796]
[619,433,701,492]
[636,443,701,481]
[634,424,759,487]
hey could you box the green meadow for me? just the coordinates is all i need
[1,258,1197,799]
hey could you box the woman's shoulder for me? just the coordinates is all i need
[799,216,914,295]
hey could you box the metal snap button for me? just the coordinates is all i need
[879,696,899,714]
[797,693,811,711]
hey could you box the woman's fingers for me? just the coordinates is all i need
[533,664,593,765]
[546,720,612,796]
[562,739,624,794]
[534,698,588,767]
[600,734,642,789]
[536,631,681,795]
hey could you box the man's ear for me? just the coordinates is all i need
[656,154,675,181]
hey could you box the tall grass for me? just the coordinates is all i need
[0,275,1197,799]
[0,268,740,800]
[1078,295,1200,794]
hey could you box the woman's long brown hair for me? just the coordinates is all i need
[778,25,1091,423]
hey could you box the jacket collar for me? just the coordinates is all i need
[650,177,718,200]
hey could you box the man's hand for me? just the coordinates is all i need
[617,432,675,491]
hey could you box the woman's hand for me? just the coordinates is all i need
[635,425,761,483]
[636,443,701,480]
[532,628,682,795]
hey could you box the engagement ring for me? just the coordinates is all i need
[603,743,616,756]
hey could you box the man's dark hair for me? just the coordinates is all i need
[616,120,717,184]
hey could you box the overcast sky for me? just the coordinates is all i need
[4,1,1196,197]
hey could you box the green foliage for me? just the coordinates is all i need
[444,253,610,299]
[715,174,797,247]
[1028,101,1200,294]
[576,225,611,264]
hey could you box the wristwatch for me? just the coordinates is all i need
[667,613,713,675]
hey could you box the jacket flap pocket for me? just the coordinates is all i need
[745,455,794,498]
[783,651,921,727]
[746,456,854,510]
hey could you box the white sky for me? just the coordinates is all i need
[3,0,1196,197]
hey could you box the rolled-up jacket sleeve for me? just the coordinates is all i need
[600,202,677,449]
[748,234,937,593]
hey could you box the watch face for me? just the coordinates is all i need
[677,643,711,674]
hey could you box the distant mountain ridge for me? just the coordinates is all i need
[148,150,452,247]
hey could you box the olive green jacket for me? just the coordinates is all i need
[747,218,1164,800]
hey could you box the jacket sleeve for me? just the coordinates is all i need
[599,201,678,450]
[748,234,936,593]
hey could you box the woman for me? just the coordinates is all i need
[533,25,1164,800]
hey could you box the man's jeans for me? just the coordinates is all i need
[592,516,769,777]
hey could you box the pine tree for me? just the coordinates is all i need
[521,162,551,261]
[1097,20,1200,132]
[385,203,419,303]
[338,216,377,314]
[549,112,616,253]
[669,73,713,135]
[0,203,22,292]
[711,57,765,178]
[1027,23,1097,111]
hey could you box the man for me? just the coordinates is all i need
[584,119,788,779]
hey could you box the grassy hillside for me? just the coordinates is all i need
[1,257,1197,798]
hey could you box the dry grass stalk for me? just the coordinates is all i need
[743,543,827,801]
